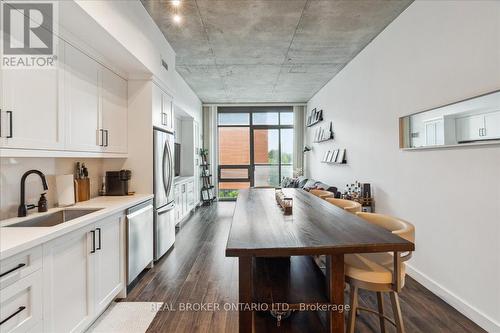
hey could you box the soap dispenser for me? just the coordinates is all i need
[38,193,48,212]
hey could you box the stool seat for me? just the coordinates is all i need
[309,189,334,199]
[345,253,406,286]
[325,198,362,213]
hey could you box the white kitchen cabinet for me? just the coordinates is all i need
[456,111,500,142]
[0,43,64,150]
[101,67,128,153]
[42,213,124,333]
[65,42,128,154]
[0,246,42,290]
[181,183,188,216]
[162,92,174,132]
[187,181,194,209]
[424,119,444,146]
[483,111,500,139]
[42,224,95,333]
[152,83,163,129]
[0,271,43,333]
[456,114,484,142]
[152,83,174,132]
[174,184,181,222]
[94,214,122,314]
[64,42,102,152]
[174,177,195,224]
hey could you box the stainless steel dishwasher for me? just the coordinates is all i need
[126,200,154,286]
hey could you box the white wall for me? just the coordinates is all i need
[75,0,202,122]
[306,1,500,331]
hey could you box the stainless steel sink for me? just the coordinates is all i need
[5,209,102,227]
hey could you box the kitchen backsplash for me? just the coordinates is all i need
[0,157,107,219]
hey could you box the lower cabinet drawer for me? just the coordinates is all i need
[0,246,42,290]
[0,271,42,333]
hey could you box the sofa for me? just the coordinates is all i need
[282,176,339,197]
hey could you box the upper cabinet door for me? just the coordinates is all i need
[152,83,163,128]
[152,83,174,133]
[455,115,484,142]
[162,93,174,133]
[483,111,500,139]
[0,42,64,150]
[64,42,102,152]
[101,67,127,153]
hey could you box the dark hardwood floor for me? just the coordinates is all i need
[125,202,485,333]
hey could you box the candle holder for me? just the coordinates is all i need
[282,197,293,215]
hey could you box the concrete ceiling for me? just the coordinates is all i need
[142,0,413,103]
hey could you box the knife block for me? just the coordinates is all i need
[74,179,91,202]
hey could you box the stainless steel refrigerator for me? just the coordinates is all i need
[153,128,175,260]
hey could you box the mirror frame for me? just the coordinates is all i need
[399,89,500,150]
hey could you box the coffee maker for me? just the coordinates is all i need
[105,170,131,196]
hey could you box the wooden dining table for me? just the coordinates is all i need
[225,188,414,333]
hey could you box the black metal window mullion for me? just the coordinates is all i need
[249,110,255,187]
[217,107,293,194]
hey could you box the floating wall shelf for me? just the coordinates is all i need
[313,121,334,143]
[306,118,323,127]
[314,137,334,143]
[321,161,347,165]
[321,148,346,164]
[306,108,323,127]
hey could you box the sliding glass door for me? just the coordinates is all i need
[217,107,293,200]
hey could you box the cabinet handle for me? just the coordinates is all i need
[482,128,486,137]
[104,130,109,147]
[0,263,26,278]
[90,230,96,253]
[98,129,103,146]
[0,306,26,326]
[6,111,13,138]
[96,228,102,250]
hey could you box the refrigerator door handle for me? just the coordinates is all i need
[157,202,175,214]
[163,139,173,199]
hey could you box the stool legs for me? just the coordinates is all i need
[347,286,358,333]
[347,287,406,333]
[376,292,386,333]
[390,292,405,333]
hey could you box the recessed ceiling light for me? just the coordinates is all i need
[173,14,182,23]
[172,0,181,6]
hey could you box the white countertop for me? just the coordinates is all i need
[0,194,154,260]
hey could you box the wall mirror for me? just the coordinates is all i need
[399,90,500,149]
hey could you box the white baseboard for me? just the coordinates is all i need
[406,264,500,333]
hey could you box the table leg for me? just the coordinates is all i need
[239,256,254,333]
[326,254,345,333]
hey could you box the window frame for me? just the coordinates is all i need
[217,107,293,200]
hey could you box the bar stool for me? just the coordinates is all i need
[345,212,415,333]
[325,198,361,213]
[309,189,334,199]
